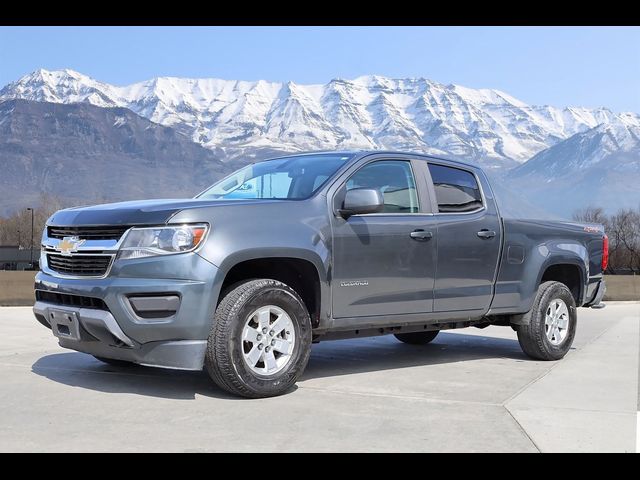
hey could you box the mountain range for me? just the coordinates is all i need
[0,99,231,214]
[506,116,640,214]
[0,68,638,217]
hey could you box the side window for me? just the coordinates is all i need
[428,164,483,213]
[347,161,419,213]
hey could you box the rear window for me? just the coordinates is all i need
[428,164,483,213]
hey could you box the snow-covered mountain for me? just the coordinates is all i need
[1,68,639,217]
[2,69,635,169]
[505,115,640,216]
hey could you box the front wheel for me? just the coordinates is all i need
[205,279,312,398]
[516,281,577,360]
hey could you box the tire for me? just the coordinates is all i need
[93,356,134,367]
[516,281,577,361]
[394,330,439,345]
[205,279,312,398]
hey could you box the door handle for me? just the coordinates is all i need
[410,229,433,241]
[477,229,496,239]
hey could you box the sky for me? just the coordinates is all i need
[1,26,639,112]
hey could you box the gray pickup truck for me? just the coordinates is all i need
[33,151,608,398]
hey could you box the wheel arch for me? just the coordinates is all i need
[536,259,587,306]
[215,249,329,328]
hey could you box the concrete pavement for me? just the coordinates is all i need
[0,303,637,452]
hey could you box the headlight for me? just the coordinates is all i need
[118,224,208,260]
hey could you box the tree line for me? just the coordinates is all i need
[0,194,77,249]
[573,206,640,274]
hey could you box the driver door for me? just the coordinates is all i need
[331,159,437,319]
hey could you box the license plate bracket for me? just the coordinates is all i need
[50,309,81,341]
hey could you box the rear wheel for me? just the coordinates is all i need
[394,330,439,345]
[205,279,312,398]
[516,281,577,360]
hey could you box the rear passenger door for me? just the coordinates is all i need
[427,162,502,312]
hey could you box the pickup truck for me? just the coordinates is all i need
[33,151,608,398]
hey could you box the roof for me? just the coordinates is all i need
[356,150,479,169]
[264,150,479,170]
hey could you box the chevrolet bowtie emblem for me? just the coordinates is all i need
[56,236,86,256]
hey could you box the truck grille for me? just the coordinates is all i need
[47,254,114,277]
[47,225,130,241]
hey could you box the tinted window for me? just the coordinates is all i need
[428,164,483,213]
[347,161,419,213]
[198,154,353,200]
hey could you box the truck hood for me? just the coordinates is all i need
[48,198,283,226]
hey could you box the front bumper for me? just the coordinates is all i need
[33,252,222,370]
[33,301,206,369]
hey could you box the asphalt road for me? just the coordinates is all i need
[0,303,638,452]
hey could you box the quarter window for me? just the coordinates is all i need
[347,161,419,213]
[428,164,483,213]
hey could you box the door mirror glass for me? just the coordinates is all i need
[341,188,384,217]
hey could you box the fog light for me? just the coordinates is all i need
[128,294,180,319]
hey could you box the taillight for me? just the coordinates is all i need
[602,234,609,271]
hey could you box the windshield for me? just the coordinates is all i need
[198,154,354,200]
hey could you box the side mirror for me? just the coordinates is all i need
[339,188,384,218]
